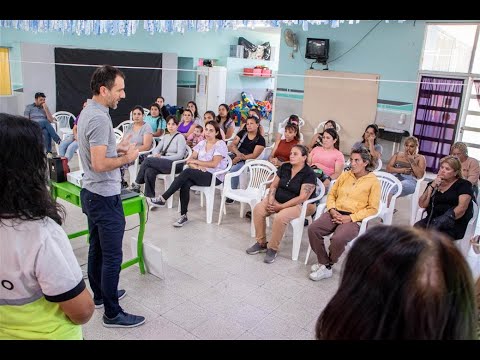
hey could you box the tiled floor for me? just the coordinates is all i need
[61,162,479,340]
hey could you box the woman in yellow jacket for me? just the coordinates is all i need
[308,147,380,281]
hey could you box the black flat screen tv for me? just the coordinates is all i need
[305,38,329,64]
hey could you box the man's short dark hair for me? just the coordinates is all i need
[34,92,46,99]
[90,65,125,96]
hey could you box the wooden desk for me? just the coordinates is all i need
[50,181,146,274]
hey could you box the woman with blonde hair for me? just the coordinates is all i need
[450,141,480,197]
[414,156,473,240]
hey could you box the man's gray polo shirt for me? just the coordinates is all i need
[77,99,121,197]
[24,103,47,121]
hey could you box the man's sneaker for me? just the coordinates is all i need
[130,182,141,193]
[148,196,166,208]
[246,242,267,255]
[225,198,235,204]
[264,248,278,264]
[309,265,333,281]
[94,289,127,309]
[103,310,146,328]
[173,214,188,227]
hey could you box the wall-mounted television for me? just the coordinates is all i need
[305,38,329,64]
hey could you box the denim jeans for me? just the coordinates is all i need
[58,135,78,161]
[33,119,61,152]
[80,188,126,318]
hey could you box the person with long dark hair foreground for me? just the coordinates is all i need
[316,225,478,340]
[0,113,94,339]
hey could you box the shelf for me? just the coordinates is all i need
[239,74,275,78]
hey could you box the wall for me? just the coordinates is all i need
[0,26,281,91]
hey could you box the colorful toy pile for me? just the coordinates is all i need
[229,92,272,126]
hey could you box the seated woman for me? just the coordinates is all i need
[129,115,187,197]
[308,119,338,150]
[217,104,235,140]
[58,100,87,163]
[450,142,480,198]
[414,155,473,241]
[177,109,196,139]
[308,147,380,281]
[187,101,202,126]
[352,124,383,161]
[144,103,166,138]
[120,105,153,187]
[386,136,426,203]
[268,123,300,167]
[239,108,266,137]
[226,116,266,196]
[315,225,478,340]
[308,128,344,191]
[246,145,317,264]
[148,121,229,227]
[203,110,225,140]
[0,113,94,339]
[275,114,300,142]
[155,96,170,120]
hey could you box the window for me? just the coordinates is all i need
[421,24,477,73]
[0,48,12,96]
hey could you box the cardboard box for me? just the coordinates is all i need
[243,68,262,76]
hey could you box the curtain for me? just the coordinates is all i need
[0,48,12,96]
[413,76,465,173]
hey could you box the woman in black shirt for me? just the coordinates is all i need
[246,145,317,264]
[414,155,473,240]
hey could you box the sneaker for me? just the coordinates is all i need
[310,263,321,272]
[94,289,127,309]
[264,248,278,264]
[148,196,166,208]
[225,198,235,204]
[246,242,267,255]
[130,182,141,193]
[245,211,252,219]
[103,310,146,328]
[173,214,188,227]
[121,181,129,189]
[304,219,309,227]
[309,265,333,281]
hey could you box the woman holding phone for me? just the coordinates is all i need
[386,136,426,200]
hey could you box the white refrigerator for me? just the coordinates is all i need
[195,66,227,117]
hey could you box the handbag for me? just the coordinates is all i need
[428,208,456,231]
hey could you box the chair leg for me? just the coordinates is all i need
[240,202,245,218]
[205,191,214,224]
[218,195,226,225]
[200,191,204,208]
[291,222,303,261]
[305,245,312,265]
[164,178,173,209]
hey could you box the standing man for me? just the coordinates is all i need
[24,92,62,155]
[77,65,145,328]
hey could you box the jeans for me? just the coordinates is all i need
[58,135,78,161]
[229,161,245,190]
[391,173,417,197]
[162,168,221,215]
[33,119,61,152]
[135,157,183,198]
[80,188,125,318]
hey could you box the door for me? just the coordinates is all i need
[412,75,465,173]
[457,78,480,161]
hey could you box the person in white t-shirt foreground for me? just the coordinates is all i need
[0,113,94,339]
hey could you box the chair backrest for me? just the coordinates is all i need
[278,116,305,133]
[53,111,75,129]
[115,120,133,134]
[114,128,123,144]
[373,171,403,224]
[129,108,150,120]
[375,158,383,171]
[244,160,277,192]
[314,121,341,134]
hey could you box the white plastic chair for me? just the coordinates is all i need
[53,111,75,139]
[155,146,192,208]
[373,171,403,225]
[415,201,479,257]
[406,174,426,225]
[114,128,124,144]
[182,156,233,224]
[313,121,341,134]
[375,158,383,171]
[279,179,325,261]
[127,139,156,185]
[129,108,150,120]
[304,201,383,265]
[115,120,133,134]
[218,160,277,236]
[277,116,305,135]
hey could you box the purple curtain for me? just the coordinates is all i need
[413,76,465,173]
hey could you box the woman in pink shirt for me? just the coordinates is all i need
[308,128,344,190]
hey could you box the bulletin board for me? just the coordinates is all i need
[302,70,380,154]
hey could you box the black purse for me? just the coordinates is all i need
[428,208,456,230]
